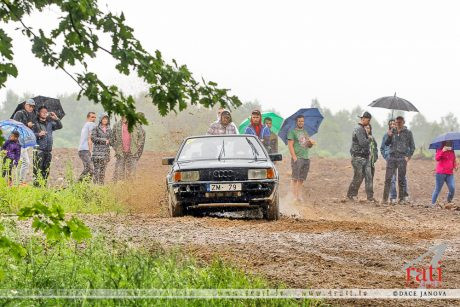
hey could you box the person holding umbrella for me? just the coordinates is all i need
[431,141,457,206]
[380,119,410,203]
[382,116,415,205]
[12,98,37,184]
[32,106,63,186]
[347,111,376,202]
[288,115,314,202]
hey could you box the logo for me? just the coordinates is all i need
[212,170,234,179]
[403,243,447,288]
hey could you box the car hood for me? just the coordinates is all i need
[174,159,273,171]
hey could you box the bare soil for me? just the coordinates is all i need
[42,149,460,305]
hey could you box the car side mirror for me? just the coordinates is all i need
[162,157,175,165]
[269,153,282,162]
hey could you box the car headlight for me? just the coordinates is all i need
[173,171,200,182]
[248,168,275,180]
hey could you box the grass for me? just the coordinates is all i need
[0,177,124,215]
[0,226,317,306]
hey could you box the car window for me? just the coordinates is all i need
[177,137,266,161]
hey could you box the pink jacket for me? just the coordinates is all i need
[435,149,457,175]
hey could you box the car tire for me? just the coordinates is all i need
[168,192,184,217]
[265,190,279,221]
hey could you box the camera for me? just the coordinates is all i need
[391,128,397,134]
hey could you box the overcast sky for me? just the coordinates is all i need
[2,0,460,123]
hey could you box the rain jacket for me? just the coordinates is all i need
[33,118,63,152]
[1,140,21,165]
[435,149,457,175]
[111,120,144,157]
[350,124,370,159]
[384,127,415,158]
[91,116,112,161]
[13,109,37,127]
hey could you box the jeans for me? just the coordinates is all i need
[78,150,94,181]
[33,150,52,186]
[431,173,455,204]
[383,156,407,202]
[347,156,374,199]
[113,153,136,182]
[391,174,408,200]
[18,147,30,183]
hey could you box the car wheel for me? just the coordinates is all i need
[168,191,184,217]
[265,190,279,221]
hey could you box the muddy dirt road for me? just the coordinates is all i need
[51,149,460,305]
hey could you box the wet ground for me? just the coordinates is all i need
[22,149,460,305]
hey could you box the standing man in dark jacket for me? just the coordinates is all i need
[12,98,37,184]
[32,106,63,186]
[382,116,415,204]
[380,119,409,203]
[347,111,375,201]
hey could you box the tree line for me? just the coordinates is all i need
[1,90,458,158]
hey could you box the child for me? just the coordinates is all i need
[1,131,21,185]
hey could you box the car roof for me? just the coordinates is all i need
[184,134,259,140]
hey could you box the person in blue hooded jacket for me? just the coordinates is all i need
[244,109,270,140]
[32,106,63,186]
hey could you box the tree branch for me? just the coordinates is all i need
[1,0,84,90]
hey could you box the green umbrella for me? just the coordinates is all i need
[238,112,284,134]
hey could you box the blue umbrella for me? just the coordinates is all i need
[0,119,37,148]
[278,108,324,145]
[429,132,460,150]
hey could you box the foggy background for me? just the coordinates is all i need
[1,0,459,154]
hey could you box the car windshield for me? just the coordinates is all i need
[177,136,267,162]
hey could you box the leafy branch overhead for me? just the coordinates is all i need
[0,0,241,126]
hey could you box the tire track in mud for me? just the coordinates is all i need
[47,150,460,306]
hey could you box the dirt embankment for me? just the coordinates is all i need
[45,149,460,305]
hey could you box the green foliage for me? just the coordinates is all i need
[0,235,314,306]
[18,201,92,242]
[0,0,241,127]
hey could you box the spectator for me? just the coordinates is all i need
[1,131,21,186]
[133,112,146,174]
[347,111,375,202]
[12,98,37,185]
[382,116,415,205]
[431,141,457,206]
[365,124,378,189]
[78,112,97,181]
[381,119,409,203]
[207,109,238,135]
[244,109,270,140]
[111,116,144,181]
[262,117,278,154]
[91,114,112,184]
[288,115,314,202]
[32,106,63,186]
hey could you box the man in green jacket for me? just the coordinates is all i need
[111,116,145,181]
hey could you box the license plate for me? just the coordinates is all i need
[208,183,242,192]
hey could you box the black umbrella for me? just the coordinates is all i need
[11,96,65,120]
[368,93,419,118]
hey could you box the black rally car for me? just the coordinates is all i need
[162,135,282,220]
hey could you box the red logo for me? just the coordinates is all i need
[404,244,446,288]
